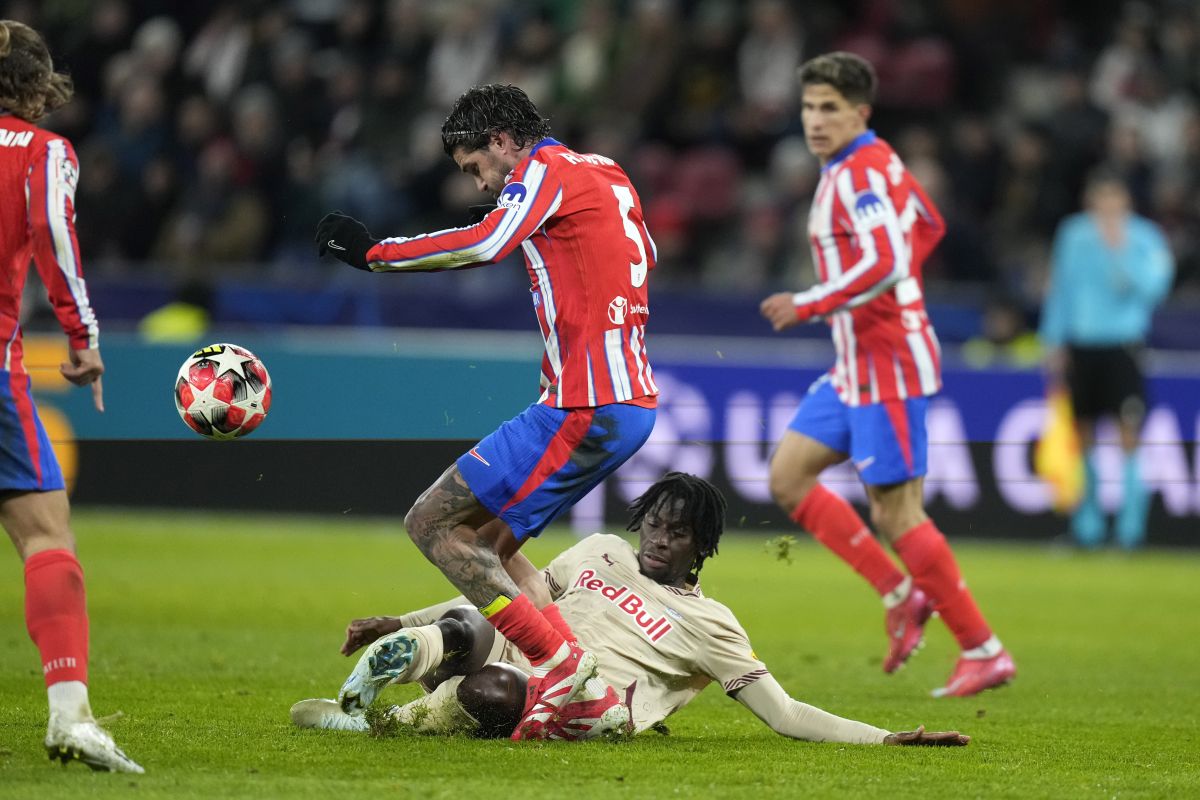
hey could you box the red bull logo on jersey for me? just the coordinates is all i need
[573,568,674,642]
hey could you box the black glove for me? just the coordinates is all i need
[468,204,497,223]
[315,212,378,271]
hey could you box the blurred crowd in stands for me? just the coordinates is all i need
[9,0,1200,318]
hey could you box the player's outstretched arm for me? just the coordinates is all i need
[735,675,970,746]
[883,725,970,746]
[734,674,891,744]
[315,212,378,271]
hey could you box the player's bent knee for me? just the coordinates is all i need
[457,664,527,739]
[768,468,815,513]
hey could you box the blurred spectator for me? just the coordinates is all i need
[2,0,1195,308]
[961,298,1041,369]
[137,281,214,343]
[154,140,269,268]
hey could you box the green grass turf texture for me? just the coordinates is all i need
[1,511,1198,799]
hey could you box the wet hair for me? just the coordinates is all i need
[441,84,550,157]
[798,51,877,105]
[627,472,727,577]
[0,20,72,122]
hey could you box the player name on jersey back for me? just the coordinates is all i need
[573,568,673,642]
[0,129,35,148]
[557,152,615,167]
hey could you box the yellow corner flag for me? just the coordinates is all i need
[1034,389,1084,513]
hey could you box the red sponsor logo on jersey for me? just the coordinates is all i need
[573,568,673,642]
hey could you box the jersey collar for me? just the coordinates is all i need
[528,137,562,157]
[822,129,876,172]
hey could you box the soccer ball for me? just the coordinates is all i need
[174,343,272,440]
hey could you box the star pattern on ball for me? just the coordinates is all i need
[188,373,222,416]
[204,345,253,379]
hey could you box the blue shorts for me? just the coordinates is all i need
[788,375,927,486]
[458,402,655,541]
[0,371,65,492]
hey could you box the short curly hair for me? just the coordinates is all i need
[441,84,550,157]
[0,20,72,122]
[798,51,877,105]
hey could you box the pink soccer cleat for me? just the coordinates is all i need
[932,649,1016,698]
[883,586,934,673]
[544,678,631,741]
[511,643,597,740]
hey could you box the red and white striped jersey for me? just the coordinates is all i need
[798,130,945,406]
[367,138,658,409]
[0,115,98,373]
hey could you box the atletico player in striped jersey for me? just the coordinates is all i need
[760,52,1015,698]
[316,84,657,738]
[0,21,141,772]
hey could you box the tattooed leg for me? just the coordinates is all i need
[404,465,520,608]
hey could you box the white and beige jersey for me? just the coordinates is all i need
[398,534,890,743]
[496,534,767,733]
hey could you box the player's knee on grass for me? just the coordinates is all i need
[457,664,527,739]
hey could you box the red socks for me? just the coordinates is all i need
[539,603,577,646]
[893,520,992,650]
[481,594,565,666]
[24,549,89,686]
[792,485,905,596]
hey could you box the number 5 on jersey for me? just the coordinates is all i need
[612,184,648,288]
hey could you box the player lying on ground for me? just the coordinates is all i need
[292,473,968,746]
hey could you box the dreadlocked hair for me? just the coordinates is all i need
[0,20,72,122]
[441,84,550,157]
[627,472,727,577]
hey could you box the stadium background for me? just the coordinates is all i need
[8,0,1200,546]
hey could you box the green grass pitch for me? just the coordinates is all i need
[2,510,1198,799]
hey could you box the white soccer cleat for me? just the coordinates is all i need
[44,714,144,774]
[290,699,371,732]
[337,628,424,713]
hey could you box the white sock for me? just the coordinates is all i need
[47,680,91,722]
[528,641,570,679]
[882,576,913,610]
[389,676,477,734]
[400,625,446,684]
[962,635,1003,660]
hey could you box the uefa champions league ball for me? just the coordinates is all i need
[174,343,272,440]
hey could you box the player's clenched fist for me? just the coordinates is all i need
[761,292,815,331]
[315,212,378,271]
[883,725,971,746]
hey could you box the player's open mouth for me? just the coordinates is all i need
[643,553,668,569]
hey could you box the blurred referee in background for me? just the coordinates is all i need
[1039,167,1174,550]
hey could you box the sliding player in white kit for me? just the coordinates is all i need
[292,474,967,746]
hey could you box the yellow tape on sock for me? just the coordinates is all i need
[478,595,513,618]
